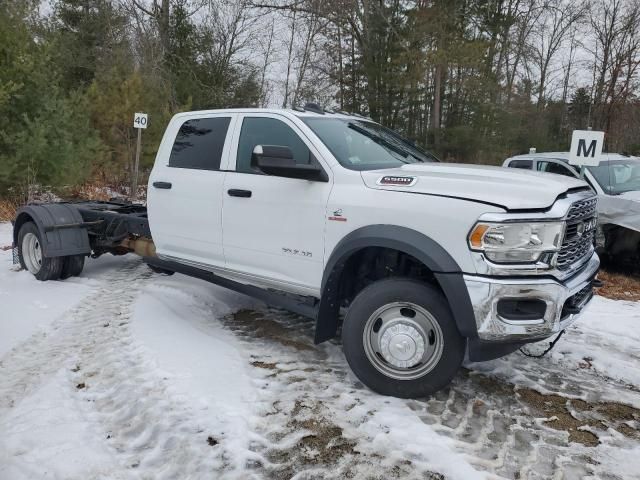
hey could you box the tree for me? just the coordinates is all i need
[50,0,130,91]
[0,1,103,197]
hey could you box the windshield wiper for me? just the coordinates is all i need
[347,123,415,163]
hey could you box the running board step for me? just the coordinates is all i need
[143,257,319,320]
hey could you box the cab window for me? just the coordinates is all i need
[169,117,231,170]
[537,161,577,178]
[236,117,311,173]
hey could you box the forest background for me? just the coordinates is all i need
[1,0,639,202]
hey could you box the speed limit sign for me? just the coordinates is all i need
[131,112,148,200]
[133,112,148,129]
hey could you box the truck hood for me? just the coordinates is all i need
[360,163,589,210]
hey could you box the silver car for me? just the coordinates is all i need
[503,152,640,265]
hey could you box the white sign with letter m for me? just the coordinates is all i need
[569,130,604,167]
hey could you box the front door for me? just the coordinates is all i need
[222,114,332,296]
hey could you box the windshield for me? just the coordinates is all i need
[587,159,640,195]
[303,117,438,171]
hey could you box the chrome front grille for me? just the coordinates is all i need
[557,197,598,271]
[565,197,597,221]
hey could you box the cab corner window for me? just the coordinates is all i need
[169,117,231,170]
[236,117,311,173]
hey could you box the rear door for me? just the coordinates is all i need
[221,114,332,296]
[148,113,236,268]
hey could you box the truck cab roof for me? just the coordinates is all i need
[170,107,374,122]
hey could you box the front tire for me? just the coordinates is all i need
[342,278,465,398]
[17,222,63,281]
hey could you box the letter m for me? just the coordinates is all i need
[577,139,597,158]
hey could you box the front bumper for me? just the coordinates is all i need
[464,253,599,342]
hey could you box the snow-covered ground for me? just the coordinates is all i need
[1,221,639,479]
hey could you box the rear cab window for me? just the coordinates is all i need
[169,117,231,170]
[508,159,533,169]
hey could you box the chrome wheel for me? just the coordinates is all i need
[363,302,444,380]
[22,232,43,274]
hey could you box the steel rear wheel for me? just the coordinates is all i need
[342,278,465,398]
[17,222,63,281]
[22,232,42,274]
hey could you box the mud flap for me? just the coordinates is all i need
[14,204,91,258]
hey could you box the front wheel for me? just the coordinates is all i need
[342,278,465,398]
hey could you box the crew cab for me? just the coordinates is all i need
[12,106,600,398]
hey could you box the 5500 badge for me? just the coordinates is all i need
[376,175,417,187]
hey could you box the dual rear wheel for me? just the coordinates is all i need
[17,222,84,281]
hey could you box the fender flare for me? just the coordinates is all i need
[13,204,91,258]
[314,225,477,343]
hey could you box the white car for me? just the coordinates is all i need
[504,152,640,263]
[14,106,600,398]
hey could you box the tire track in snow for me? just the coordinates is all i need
[1,261,247,479]
[67,262,238,479]
[223,308,452,480]
[405,347,640,479]
[224,307,640,480]
[0,266,121,412]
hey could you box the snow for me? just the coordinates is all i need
[131,281,258,474]
[0,224,89,357]
[555,296,640,388]
[469,295,640,407]
[0,371,126,480]
[0,222,136,358]
[331,392,485,479]
[1,221,639,479]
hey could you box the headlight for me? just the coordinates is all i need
[468,222,565,263]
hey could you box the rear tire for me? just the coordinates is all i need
[342,278,465,398]
[17,222,63,281]
[60,255,85,279]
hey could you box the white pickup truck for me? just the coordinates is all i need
[13,105,600,398]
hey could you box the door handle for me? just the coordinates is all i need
[227,189,252,198]
[153,181,172,189]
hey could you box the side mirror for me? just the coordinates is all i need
[251,145,328,182]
